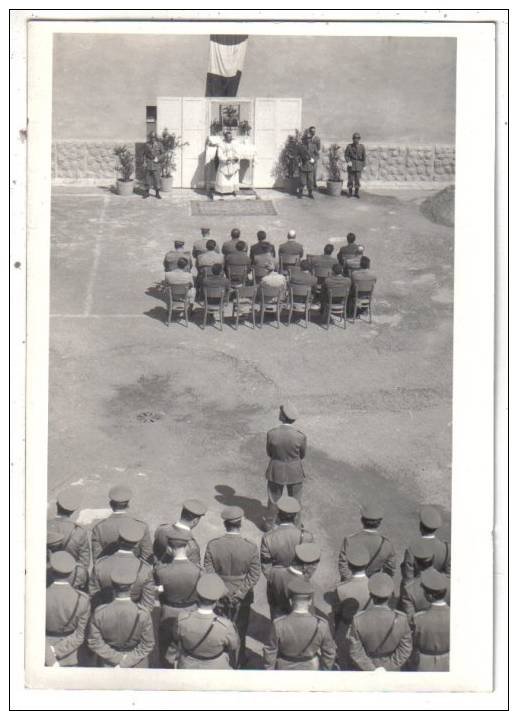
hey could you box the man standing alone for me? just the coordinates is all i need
[303,126,321,193]
[143,131,164,199]
[344,132,366,198]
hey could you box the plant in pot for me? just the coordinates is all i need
[210,119,223,135]
[160,129,189,192]
[114,145,135,196]
[275,130,302,194]
[323,143,344,196]
[238,120,252,142]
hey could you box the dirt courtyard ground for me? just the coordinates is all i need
[47,184,453,667]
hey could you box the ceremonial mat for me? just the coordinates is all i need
[190,200,278,217]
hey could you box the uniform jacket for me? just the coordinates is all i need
[45,582,90,666]
[344,143,366,172]
[164,269,194,288]
[225,252,251,269]
[196,251,224,270]
[89,551,155,611]
[47,517,91,569]
[192,239,220,259]
[154,558,203,614]
[304,135,321,159]
[250,242,276,260]
[260,523,314,577]
[204,533,260,601]
[338,529,396,581]
[265,424,307,485]
[222,239,248,256]
[175,609,239,669]
[88,598,155,667]
[91,512,153,563]
[295,144,314,173]
[401,536,450,581]
[413,604,450,671]
[346,606,412,671]
[153,523,201,566]
[263,611,336,671]
[252,252,276,275]
[144,140,164,172]
[398,576,431,624]
[278,240,304,258]
[163,250,193,272]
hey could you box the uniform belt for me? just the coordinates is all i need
[161,597,195,608]
[112,643,138,652]
[183,650,224,661]
[278,653,317,663]
[420,649,449,657]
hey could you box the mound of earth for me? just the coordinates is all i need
[421,185,455,227]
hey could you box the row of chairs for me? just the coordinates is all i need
[220,256,361,288]
[165,282,375,330]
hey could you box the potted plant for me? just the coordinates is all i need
[210,118,223,135]
[160,129,188,192]
[323,143,344,196]
[238,120,252,142]
[276,130,302,194]
[114,145,135,196]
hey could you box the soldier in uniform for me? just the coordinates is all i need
[295,141,315,199]
[412,569,450,671]
[89,518,155,612]
[260,496,313,578]
[398,538,438,626]
[88,560,155,667]
[264,402,307,530]
[153,498,207,565]
[143,131,164,199]
[204,506,261,667]
[154,527,203,667]
[46,529,88,591]
[263,577,336,671]
[266,542,321,621]
[47,489,90,571]
[45,551,91,667]
[338,503,396,582]
[346,573,412,671]
[163,240,193,272]
[90,485,153,563]
[401,505,450,582]
[192,227,219,260]
[344,132,366,198]
[173,574,240,669]
[303,126,321,193]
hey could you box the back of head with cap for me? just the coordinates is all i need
[197,573,227,604]
[295,542,321,566]
[280,401,298,423]
[419,505,443,532]
[360,502,383,528]
[111,560,138,589]
[118,518,145,547]
[109,484,132,510]
[221,505,244,531]
[180,499,207,527]
[409,538,435,565]
[368,572,394,601]
[56,489,80,514]
[47,529,65,549]
[50,550,76,578]
[420,568,448,600]
[346,541,370,570]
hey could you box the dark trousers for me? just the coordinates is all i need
[298,171,313,194]
[145,167,161,192]
[347,168,361,192]
[217,593,252,667]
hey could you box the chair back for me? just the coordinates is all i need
[327,286,349,304]
[259,285,283,303]
[235,285,257,302]
[314,265,333,279]
[227,264,249,284]
[353,279,376,297]
[168,284,191,303]
[289,284,312,300]
[280,254,301,270]
[203,286,226,303]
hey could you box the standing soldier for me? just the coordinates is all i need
[89,518,155,612]
[204,506,261,667]
[338,503,396,582]
[344,132,366,198]
[295,141,315,199]
[45,552,91,667]
[87,561,155,667]
[47,489,90,572]
[398,539,440,626]
[303,126,321,193]
[412,569,450,671]
[267,542,321,621]
[46,529,88,591]
[174,574,240,669]
[263,578,336,671]
[153,498,207,565]
[91,485,153,563]
[264,403,307,530]
[154,527,203,667]
[260,496,314,578]
[346,573,412,671]
[401,505,450,582]
[143,131,164,199]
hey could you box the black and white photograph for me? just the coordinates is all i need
[12,11,504,701]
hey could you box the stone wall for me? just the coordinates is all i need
[52,141,455,187]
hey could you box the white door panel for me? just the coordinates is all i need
[254,98,301,187]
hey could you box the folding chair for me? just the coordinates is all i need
[279,254,301,278]
[165,284,191,327]
[352,279,376,323]
[286,284,313,328]
[232,285,258,329]
[323,285,350,329]
[201,286,227,330]
[226,264,250,288]
[258,285,284,328]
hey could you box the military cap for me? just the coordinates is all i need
[280,401,299,421]
[420,568,448,593]
[50,551,75,575]
[47,530,64,546]
[346,542,370,567]
[352,132,361,139]
[166,526,192,544]
[174,239,185,248]
[368,572,394,598]
[276,496,301,515]
[108,485,132,503]
[288,577,315,597]
[118,518,144,544]
[360,502,383,520]
[221,506,244,521]
[111,560,138,586]
[295,543,321,564]
[182,499,207,517]
[409,538,435,561]
[196,573,227,601]
[419,505,442,530]
[57,489,80,512]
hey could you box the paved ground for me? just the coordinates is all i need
[48,184,453,667]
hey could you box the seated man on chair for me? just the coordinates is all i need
[350,256,376,318]
[289,260,318,291]
[163,240,193,272]
[164,257,196,304]
[337,233,363,265]
[250,230,276,260]
[260,263,287,291]
[278,230,304,260]
[225,240,251,269]
[320,264,351,317]
[201,262,231,290]
[312,244,339,271]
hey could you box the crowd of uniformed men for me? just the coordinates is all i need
[46,402,450,673]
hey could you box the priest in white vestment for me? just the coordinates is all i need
[215,129,240,195]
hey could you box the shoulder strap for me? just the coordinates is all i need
[64,592,81,629]
[368,535,386,568]
[371,613,398,656]
[182,618,217,656]
[124,610,141,646]
[62,522,77,550]
[297,618,321,657]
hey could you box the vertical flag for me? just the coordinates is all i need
[206,35,248,97]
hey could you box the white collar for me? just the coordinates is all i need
[116,550,134,556]
[173,554,188,561]
[280,422,295,428]
[293,609,310,615]
[198,608,214,615]
[115,596,131,601]
[175,521,191,531]
[225,531,241,535]
[55,514,70,520]
[422,534,436,539]
[288,567,303,576]
[363,528,379,534]
[52,581,71,586]
[112,510,127,515]
[432,601,448,606]
[278,522,294,527]
[352,572,367,578]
